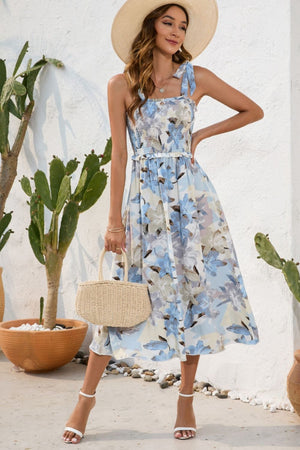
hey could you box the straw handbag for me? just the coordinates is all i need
[76,249,152,327]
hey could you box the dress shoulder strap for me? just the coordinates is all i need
[173,61,196,96]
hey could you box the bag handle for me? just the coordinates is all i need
[98,248,128,282]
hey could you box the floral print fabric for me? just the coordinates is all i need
[90,62,259,362]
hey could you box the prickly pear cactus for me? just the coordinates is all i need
[20,140,112,328]
[0,211,13,252]
[254,232,300,302]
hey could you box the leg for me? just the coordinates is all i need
[174,354,200,440]
[63,351,111,444]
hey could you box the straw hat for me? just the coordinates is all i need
[111,0,218,63]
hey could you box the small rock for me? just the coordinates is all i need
[212,390,219,396]
[165,374,175,382]
[118,362,129,368]
[269,404,277,413]
[74,358,82,364]
[101,372,107,377]
[207,386,215,393]
[152,375,159,381]
[167,380,174,386]
[175,373,181,381]
[204,390,212,396]
[75,351,85,359]
[193,381,203,392]
[201,387,207,393]
[144,375,153,382]
[144,371,155,376]
[228,391,240,400]
[123,372,128,377]
[160,381,169,389]
[132,364,141,369]
[132,369,141,378]
[110,369,120,375]
[173,380,181,387]
[203,382,212,389]
[249,399,257,406]
[216,392,228,399]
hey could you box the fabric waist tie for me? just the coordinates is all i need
[132,151,192,161]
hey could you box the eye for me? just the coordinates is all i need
[162,21,172,26]
[180,26,187,32]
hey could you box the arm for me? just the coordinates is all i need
[104,74,128,254]
[191,66,264,163]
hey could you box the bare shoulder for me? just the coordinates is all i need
[108,73,129,95]
[193,65,217,84]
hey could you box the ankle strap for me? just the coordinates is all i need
[179,392,194,397]
[79,390,96,398]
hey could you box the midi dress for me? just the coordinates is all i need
[90,61,259,362]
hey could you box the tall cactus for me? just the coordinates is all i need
[21,142,112,329]
[0,41,63,242]
[254,232,300,303]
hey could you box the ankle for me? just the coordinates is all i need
[179,387,194,396]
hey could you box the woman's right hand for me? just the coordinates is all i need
[104,228,126,254]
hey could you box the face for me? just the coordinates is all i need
[154,6,188,56]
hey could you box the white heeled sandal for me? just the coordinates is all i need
[64,390,96,444]
[174,392,197,440]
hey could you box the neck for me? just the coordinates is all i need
[152,49,176,82]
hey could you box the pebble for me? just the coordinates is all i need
[269,404,277,413]
[175,373,181,381]
[216,392,228,399]
[204,390,212,396]
[132,370,141,378]
[160,381,169,389]
[144,375,153,382]
[212,390,219,396]
[110,369,120,375]
[144,371,155,376]
[173,380,181,387]
[132,364,141,369]
[165,374,175,382]
[9,322,63,331]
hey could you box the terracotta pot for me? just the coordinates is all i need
[287,349,300,416]
[0,267,4,322]
[0,318,88,372]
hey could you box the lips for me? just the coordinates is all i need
[166,39,178,45]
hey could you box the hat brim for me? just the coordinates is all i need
[111,0,218,63]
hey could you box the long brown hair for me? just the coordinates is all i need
[125,3,192,121]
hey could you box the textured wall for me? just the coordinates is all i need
[0,0,296,403]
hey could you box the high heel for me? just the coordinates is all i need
[63,390,96,444]
[174,392,197,440]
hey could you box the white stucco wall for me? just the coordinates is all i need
[0,0,297,404]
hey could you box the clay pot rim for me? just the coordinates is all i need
[0,318,88,333]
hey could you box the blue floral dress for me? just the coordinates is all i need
[90,62,259,362]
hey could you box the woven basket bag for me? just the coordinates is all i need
[76,249,152,327]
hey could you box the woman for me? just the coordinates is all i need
[63,0,263,443]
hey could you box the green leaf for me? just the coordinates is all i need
[20,176,32,196]
[282,260,300,303]
[28,221,45,264]
[23,59,47,101]
[73,168,87,199]
[0,77,14,109]
[55,175,71,214]
[34,170,53,211]
[58,201,79,256]
[0,105,9,154]
[76,152,101,202]
[0,230,13,252]
[0,59,7,93]
[7,98,22,119]
[13,41,29,76]
[79,171,107,212]
[45,58,64,68]
[0,211,12,237]
[12,80,27,96]
[49,157,66,206]
[99,138,112,166]
[65,158,79,175]
[30,192,44,244]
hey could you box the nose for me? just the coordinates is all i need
[171,25,180,37]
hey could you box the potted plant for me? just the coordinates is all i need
[0,41,62,321]
[0,143,111,372]
[254,232,300,415]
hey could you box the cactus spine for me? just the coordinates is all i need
[21,141,112,329]
[0,41,63,249]
[254,232,300,302]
